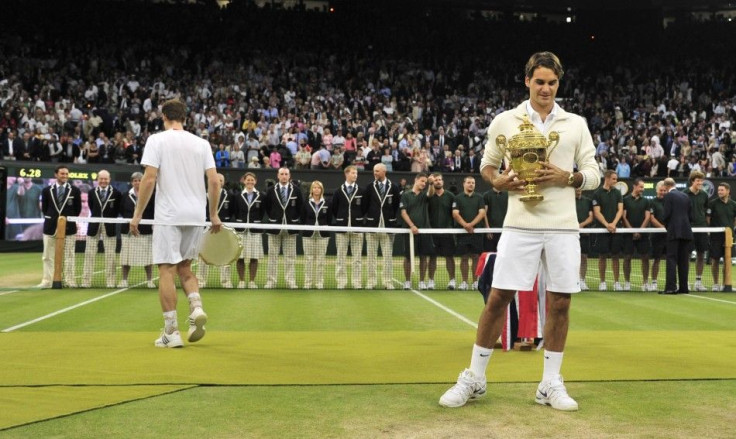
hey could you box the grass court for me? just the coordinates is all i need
[1,253,735,438]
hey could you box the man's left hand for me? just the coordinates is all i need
[533,161,570,186]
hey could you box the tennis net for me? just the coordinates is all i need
[53,216,733,292]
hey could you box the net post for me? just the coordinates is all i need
[723,227,732,292]
[52,216,67,289]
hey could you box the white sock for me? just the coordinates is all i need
[163,310,178,334]
[187,292,202,313]
[543,350,564,381]
[469,344,493,378]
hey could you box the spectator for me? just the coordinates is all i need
[330,146,345,170]
[294,142,312,169]
[710,147,725,176]
[322,128,333,151]
[615,156,631,178]
[231,145,245,168]
[728,156,736,177]
[248,156,261,169]
[269,147,282,169]
[215,143,231,168]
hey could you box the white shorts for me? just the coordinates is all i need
[152,225,203,265]
[492,230,581,293]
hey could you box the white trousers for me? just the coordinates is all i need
[42,234,77,286]
[303,235,329,288]
[335,232,363,288]
[365,232,395,288]
[196,258,232,286]
[83,234,117,285]
[267,231,297,285]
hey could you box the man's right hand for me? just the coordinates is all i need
[491,167,526,192]
[130,214,141,236]
[210,214,222,233]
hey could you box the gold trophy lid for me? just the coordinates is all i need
[509,115,550,150]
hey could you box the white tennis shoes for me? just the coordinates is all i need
[154,307,208,348]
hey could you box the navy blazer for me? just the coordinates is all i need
[233,190,265,233]
[41,183,82,236]
[662,189,693,240]
[303,197,330,238]
[330,183,365,228]
[263,183,305,235]
[120,190,154,235]
[87,186,122,237]
[363,179,400,228]
[206,188,233,222]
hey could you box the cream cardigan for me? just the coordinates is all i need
[480,101,600,232]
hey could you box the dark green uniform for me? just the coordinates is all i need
[592,186,624,254]
[623,194,651,255]
[453,192,485,254]
[400,190,434,256]
[428,190,456,256]
[576,195,593,254]
[483,189,508,252]
[400,190,429,228]
[592,187,624,226]
[483,190,508,228]
[428,191,455,228]
[650,197,667,258]
[684,188,710,252]
[707,197,736,259]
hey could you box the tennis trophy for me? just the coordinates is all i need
[495,115,560,202]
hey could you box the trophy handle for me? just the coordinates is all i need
[495,135,511,162]
[547,131,560,159]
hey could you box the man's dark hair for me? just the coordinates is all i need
[525,51,564,80]
[161,99,187,123]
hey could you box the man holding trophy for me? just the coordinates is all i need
[439,52,600,411]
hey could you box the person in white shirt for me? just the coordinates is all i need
[666,154,679,177]
[131,99,222,349]
[440,52,600,412]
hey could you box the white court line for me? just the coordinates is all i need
[683,294,736,305]
[394,279,478,329]
[0,290,20,296]
[1,287,132,333]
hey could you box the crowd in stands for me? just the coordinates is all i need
[2,0,736,180]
